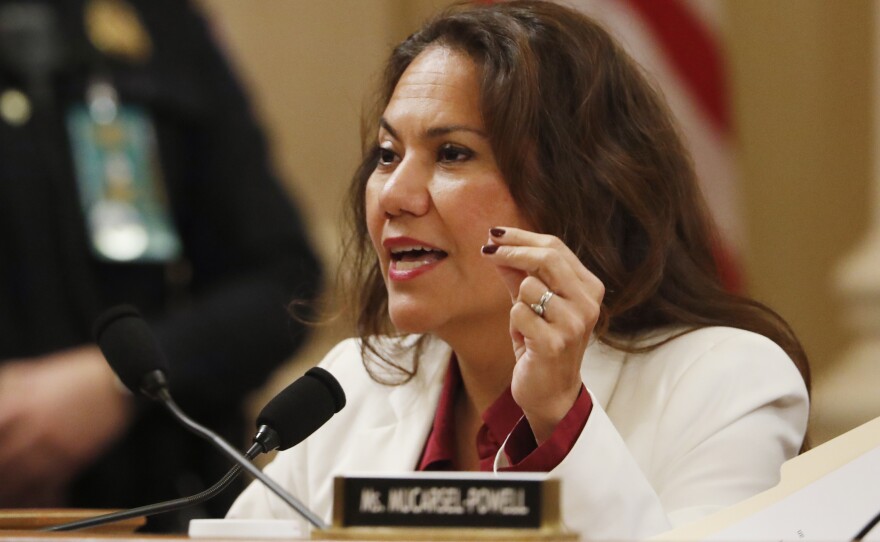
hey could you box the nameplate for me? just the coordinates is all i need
[315,472,576,540]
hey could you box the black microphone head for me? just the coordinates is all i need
[93,305,169,396]
[257,367,346,451]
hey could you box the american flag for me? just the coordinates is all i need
[561,0,743,292]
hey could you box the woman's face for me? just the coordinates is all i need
[365,46,532,341]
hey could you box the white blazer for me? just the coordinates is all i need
[227,326,808,540]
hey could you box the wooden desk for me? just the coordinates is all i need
[0,510,574,541]
[0,509,144,536]
[0,532,173,542]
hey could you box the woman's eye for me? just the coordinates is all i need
[437,144,473,163]
[377,147,397,166]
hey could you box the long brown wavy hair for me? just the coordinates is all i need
[341,0,810,395]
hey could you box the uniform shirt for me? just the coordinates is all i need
[0,0,321,530]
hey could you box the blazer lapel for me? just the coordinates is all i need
[342,338,452,472]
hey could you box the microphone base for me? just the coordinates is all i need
[189,519,303,540]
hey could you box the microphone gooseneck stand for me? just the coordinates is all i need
[48,367,328,532]
[151,385,327,529]
[46,443,262,532]
[64,306,341,532]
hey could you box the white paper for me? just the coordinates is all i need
[706,446,880,541]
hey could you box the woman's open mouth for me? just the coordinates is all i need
[389,246,448,277]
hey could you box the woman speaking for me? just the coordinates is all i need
[228,1,810,538]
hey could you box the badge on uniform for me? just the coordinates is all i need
[84,0,152,63]
[67,80,182,263]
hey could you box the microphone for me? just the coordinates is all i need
[256,364,345,452]
[91,305,169,399]
[47,365,342,532]
[76,305,342,531]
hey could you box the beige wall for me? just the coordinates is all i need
[727,0,874,381]
[196,0,875,437]
[196,0,392,266]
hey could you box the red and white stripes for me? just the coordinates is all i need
[561,0,743,291]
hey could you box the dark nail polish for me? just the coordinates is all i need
[481,244,499,254]
[490,228,506,237]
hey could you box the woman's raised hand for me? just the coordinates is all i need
[482,227,604,443]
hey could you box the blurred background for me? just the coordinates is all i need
[194,0,877,448]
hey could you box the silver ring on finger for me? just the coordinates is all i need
[529,290,555,318]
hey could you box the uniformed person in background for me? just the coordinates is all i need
[0,0,322,531]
